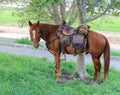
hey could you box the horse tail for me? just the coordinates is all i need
[103,37,110,82]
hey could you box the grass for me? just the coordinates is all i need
[73,15,120,32]
[0,7,120,32]
[0,52,120,95]
[111,50,120,56]
[0,7,21,25]
[88,15,120,32]
[15,37,32,45]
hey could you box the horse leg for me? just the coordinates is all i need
[54,53,61,82]
[92,56,101,83]
[60,42,66,60]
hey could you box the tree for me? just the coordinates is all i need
[2,0,119,24]
[14,0,119,26]
[16,0,78,25]
[74,0,88,79]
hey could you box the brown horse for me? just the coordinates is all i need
[28,21,110,83]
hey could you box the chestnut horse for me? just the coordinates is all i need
[28,21,110,83]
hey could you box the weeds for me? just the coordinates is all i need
[0,53,120,95]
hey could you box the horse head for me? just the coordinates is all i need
[29,21,41,48]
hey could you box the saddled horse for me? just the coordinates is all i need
[28,21,110,83]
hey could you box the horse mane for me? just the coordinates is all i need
[39,23,59,34]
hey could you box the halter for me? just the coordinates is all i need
[38,25,61,55]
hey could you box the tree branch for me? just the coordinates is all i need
[86,0,115,22]
[68,11,78,25]
[59,1,66,20]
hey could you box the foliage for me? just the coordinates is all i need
[16,0,75,25]
[15,37,32,45]
[0,52,120,95]
[111,0,120,16]
[14,0,119,25]
[1,0,119,26]
[86,0,120,17]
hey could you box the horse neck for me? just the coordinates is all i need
[39,23,59,43]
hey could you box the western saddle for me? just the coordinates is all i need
[57,20,90,60]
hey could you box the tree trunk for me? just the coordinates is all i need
[76,0,86,24]
[74,0,89,79]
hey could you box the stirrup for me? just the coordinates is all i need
[60,52,66,61]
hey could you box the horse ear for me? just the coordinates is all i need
[37,21,39,26]
[87,25,91,29]
[29,21,32,26]
[62,20,66,25]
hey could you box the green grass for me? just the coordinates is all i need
[73,15,120,32]
[88,15,120,32]
[0,7,21,25]
[0,52,120,95]
[111,50,120,56]
[15,37,32,45]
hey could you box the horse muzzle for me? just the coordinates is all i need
[33,40,39,48]
[34,44,39,48]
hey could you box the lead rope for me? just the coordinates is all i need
[39,44,55,55]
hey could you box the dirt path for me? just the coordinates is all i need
[0,25,29,34]
[101,32,120,45]
[0,25,29,39]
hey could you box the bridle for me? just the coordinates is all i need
[36,25,61,55]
